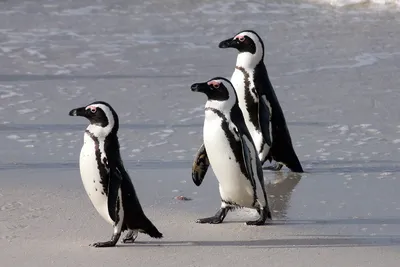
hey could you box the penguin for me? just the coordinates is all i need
[218,30,303,173]
[69,101,163,247]
[191,77,272,225]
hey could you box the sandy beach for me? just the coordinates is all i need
[2,169,400,267]
[1,0,400,266]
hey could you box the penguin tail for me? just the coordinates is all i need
[288,161,304,173]
[286,155,304,173]
[270,148,304,173]
[142,219,163,239]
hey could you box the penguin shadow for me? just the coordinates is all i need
[122,234,400,248]
[273,217,400,226]
[264,172,302,221]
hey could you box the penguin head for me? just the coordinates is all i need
[69,101,119,137]
[191,77,238,111]
[218,30,264,68]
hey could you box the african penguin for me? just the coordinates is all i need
[218,30,303,173]
[69,101,162,247]
[191,77,272,225]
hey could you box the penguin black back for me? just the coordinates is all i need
[253,62,303,172]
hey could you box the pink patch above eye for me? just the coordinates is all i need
[207,81,220,87]
[235,35,245,42]
[87,105,97,113]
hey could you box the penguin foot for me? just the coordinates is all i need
[245,219,265,226]
[245,208,272,226]
[122,229,138,243]
[90,233,120,248]
[196,216,223,224]
[266,209,272,220]
[263,163,283,171]
[90,241,117,247]
[196,207,230,224]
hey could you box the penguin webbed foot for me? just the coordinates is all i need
[196,207,230,224]
[90,233,121,248]
[121,229,138,244]
[263,162,283,171]
[196,216,224,224]
[246,207,272,226]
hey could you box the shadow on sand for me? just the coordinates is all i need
[266,172,302,219]
[119,234,400,248]
[275,217,400,225]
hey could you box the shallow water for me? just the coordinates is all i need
[0,0,400,253]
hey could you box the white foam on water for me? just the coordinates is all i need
[171,150,186,153]
[0,89,23,99]
[147,141,168,147]
[53,5,106,16]
[310,0,400,7]
[7,135,20,140]
[17,108,37,115]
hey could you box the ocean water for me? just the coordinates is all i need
[1,0,400,246]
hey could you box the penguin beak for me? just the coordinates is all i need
[218,37,237,49]
[69,107,86,117]
[191,82,208,94]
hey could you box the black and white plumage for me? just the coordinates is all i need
[191,77,272,225]
[218,30,303,173]
[69,101,162,247]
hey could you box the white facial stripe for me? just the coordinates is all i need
[85,103,115,138]
[205,79,237,112]
[235,31,264,68]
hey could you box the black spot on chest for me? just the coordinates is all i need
[235,66,260,131]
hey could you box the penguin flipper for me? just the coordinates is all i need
[192,143,209,186]
[237,127,273,220]
[258,95,272,148]
[237,131,255,182]
[107,167,123,222]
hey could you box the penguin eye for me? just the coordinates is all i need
[213,83,220,89]
[90,107,97,113]
[238,36,245,42]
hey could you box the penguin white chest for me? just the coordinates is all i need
[203,112,255,208]
[79,134,113,225]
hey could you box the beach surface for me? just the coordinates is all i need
[1,0,400,266]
